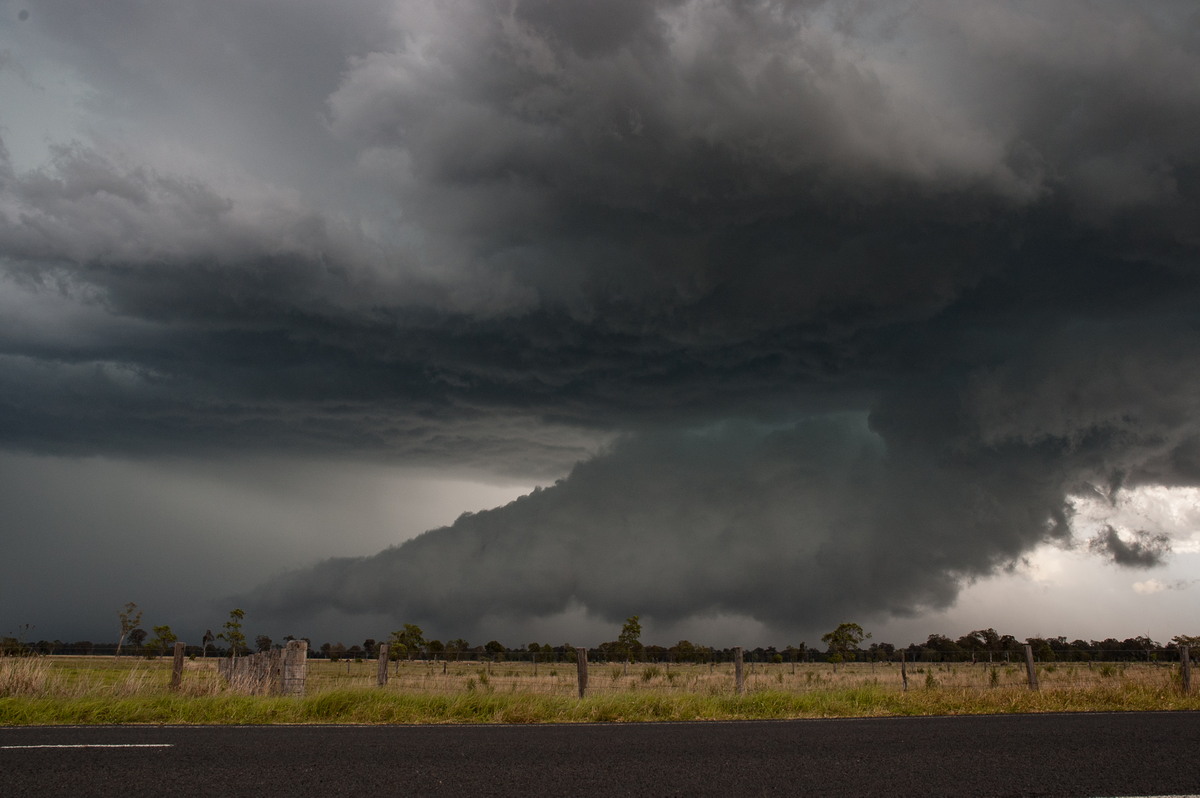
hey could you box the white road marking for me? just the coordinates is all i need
[1,744,173,749]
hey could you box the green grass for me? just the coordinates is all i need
[4,683,1198,725]
[3,656,1197,725]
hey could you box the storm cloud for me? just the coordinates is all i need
[1090,526,1172,569]
[3,1,1200,642]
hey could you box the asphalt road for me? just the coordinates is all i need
[3,712,1198,797]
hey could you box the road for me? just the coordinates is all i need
[2,712,1198,797]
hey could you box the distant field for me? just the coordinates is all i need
[2,655,1197,725]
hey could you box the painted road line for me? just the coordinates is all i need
[1,744,174,749]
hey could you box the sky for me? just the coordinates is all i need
[1,0,1198,651]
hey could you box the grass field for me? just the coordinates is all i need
[2,655,1196,725]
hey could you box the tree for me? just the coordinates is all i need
[671,640,700,664]
[1026,637,1055,662]
[127,628,148,653]
[1171,634,1200,649]
[115,602,142,658]
[147,625,177,658]
[618,615,643,662]
[923,634,964,662]
[390,624,425,661]
[201,629,215,658]
[446,639,469,661]
[255,634,273,653]
[218,608,247,658]
[822,622,871,666]
[484,640,506,661]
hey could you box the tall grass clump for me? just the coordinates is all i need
[0,656,53,697]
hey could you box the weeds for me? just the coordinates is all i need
[0,656,52,697]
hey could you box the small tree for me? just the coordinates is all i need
[115,602,142,658]
[390,624,425,661]
[822,622,870,669]
[446,639,469,661]
[147,624,177,658]
[618,615,643,662]
[128,627,148,653]
[218,609,247,658]
[255,634,273,653]
[201,629,215,658]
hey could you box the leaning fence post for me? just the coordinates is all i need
[1181,646,1191,694]
[282,639,308,697]
[377,642,389,686]
[1023,644,1039,691]
[734,647,745,695]
[575,647,589,698]
[170,641,186,690]
[900,650,908,692]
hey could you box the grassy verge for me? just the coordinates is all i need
[3,656,1197,725]
[4,683,1199,726]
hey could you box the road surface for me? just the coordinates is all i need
[3,712,1198,797]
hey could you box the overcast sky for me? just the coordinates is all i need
[2,0,1198,650]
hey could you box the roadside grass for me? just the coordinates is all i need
[3,656,1197,725]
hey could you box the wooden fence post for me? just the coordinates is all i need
[734,647,745,695]
[1023,644,1039,691]
[900,650,908,692]
[281,639,308,697]
[170,641,186,690]
[377,642,389,686]
[1181,646,1191,694]
[575,647,589,699]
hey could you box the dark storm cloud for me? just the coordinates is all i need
[1089,526,1172,569]
[3,1,1200,637]
[246,414,1077,639]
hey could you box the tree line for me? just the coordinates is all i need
[3,608,1197,664]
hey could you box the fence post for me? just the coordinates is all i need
[170,641,186,690]
[900,650,908,692]
[1181,646,1191,694]
[734,647,745,695]
[377,642,389,687]
[282,639,308,697]
[1023,644,1039,691]
[575,647,589,698]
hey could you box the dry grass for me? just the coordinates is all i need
[304,657,1188,697]
[2,655,1196,725]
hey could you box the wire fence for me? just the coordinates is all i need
[5,643,1193,697]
